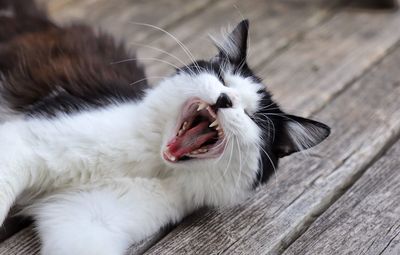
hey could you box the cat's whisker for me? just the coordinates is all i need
[259,145,278,187]
[129,22,199,73]
[234,137,243,190]
[111,57,183,72]
[129,76,168,86]
[222,135,234,179]
[255,104,281,111]
[128,42,188,68]
[256,100,278,110]
[254,114,276,143]
[214,134,230,167]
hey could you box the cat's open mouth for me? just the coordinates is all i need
[163,98,225,162]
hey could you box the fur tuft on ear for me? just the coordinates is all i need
[212,19,249,63]
[273,115,330,158]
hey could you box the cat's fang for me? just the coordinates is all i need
[197,102,207,111]
[206,106,217,118]
[209,120,218,128]
[163,151,177,162]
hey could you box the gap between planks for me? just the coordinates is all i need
[283,125,400,254]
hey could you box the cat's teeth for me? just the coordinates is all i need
[218,131,224,137]
[206,106,217,118]
[209,120,218,128]
[178,130,184,136]
[197,102,207,111]
[190,148,208,155]
[182,121,188,130]
[165,151,177,161]
[216,126,221,130]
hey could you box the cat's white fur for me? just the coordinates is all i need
[0,71,264,255]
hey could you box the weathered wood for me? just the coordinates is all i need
[140,0,342,82]
[37,0,214,43]
[143,44,400,254]
[0,227,40,255]
[283,138,400,254]
[0,217,30,243]
[258,9,400,116]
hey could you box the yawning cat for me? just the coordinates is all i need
[0,1,330,254]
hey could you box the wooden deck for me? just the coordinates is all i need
[1,0,400,254]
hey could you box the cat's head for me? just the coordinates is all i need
[154,20,330,205]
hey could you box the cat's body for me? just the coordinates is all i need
[0,1,330,255]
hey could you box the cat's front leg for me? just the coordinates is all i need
[0,145,38,225]
[0,165,33,225]
[28,177,188,255]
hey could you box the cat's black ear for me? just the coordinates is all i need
[273,115,330,158]
[213,19,249,63]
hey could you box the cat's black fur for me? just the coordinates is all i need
[0,0,148,118]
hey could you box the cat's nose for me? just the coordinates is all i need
[215,93,233,109]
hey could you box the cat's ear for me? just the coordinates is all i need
[273,115,330,158]
[212,19,249,63]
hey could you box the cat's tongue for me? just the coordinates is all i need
[167,120,216,159]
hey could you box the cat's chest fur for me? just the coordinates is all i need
[0,102,172,201]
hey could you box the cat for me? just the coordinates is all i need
[0,1,330,254]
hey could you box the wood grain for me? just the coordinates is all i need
[38,0,214,43]
[258,8,400,116]
[0,227,40,255]
[283,137,400,255]
[143,44,400,254]
[141,0,342,82]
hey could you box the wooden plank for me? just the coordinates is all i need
[140,0,341,81]
[37,0,215,42]
[0,225,167,255]
[0,227,40,255]
[283,138,400,254]
[258,8,400,116]
[143,44,400,254]
[0,217,30,243]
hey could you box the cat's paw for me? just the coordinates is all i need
[0,206,9,226]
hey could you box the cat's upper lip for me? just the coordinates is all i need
[163,98,226,163]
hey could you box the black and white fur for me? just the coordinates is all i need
[0,1,330,254]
